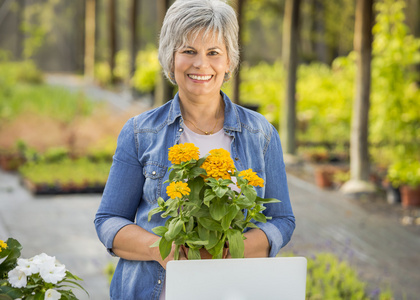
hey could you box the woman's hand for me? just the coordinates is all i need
[151,242,187,269]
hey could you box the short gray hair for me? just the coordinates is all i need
[158,0,239,84]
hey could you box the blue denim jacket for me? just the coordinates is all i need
[94,91,295,300]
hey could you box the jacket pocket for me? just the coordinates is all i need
[143,163,167,204]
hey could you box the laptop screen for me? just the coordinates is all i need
[166,257,307,300]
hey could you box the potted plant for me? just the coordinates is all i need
[0,238,87,299]
[387,160,420,208]
[148,143,280,260]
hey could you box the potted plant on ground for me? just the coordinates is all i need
[148,143,280,260]
[387,160,420,208]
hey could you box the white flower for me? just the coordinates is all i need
[8,267,27,288]
[31,253,56,267]
[44,289,61,300]
[17,258,39,276]
[39,259,66,284]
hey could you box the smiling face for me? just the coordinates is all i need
[173,31,230,102]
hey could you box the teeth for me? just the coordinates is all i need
[188,74,212,81]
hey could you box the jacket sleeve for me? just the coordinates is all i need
[255,125,295,257]
[94,118,145,254]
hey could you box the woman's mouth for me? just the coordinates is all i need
[188,74,213,81]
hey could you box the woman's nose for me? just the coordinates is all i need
[192,52,209,69]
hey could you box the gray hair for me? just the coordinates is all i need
[158,0,239,84]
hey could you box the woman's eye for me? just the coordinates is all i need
[208,51,219,56]
[183,50,195,54]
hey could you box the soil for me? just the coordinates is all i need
[0,105,146,155]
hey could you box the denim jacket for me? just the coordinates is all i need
[94,91,295,300]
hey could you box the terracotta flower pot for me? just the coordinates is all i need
[314,167,335,189]
[400,185,420,208]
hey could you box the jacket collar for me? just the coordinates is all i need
[167,91,241,132]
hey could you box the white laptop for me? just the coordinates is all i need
[166,257,307,300]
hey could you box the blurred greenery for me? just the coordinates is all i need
[0,59,93,124]
[19,158,110,187]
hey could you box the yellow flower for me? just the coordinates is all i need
[201,149,236,180]
[238,169,264,187]
[0,240,7,252]
[168,143,200,165]
[166,181,191,199]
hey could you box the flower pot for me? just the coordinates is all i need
[314,167,335,189]
[400,185,420,208]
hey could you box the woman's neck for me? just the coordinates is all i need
[179,93,225,135]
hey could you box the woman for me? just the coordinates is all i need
[94,0,295,299]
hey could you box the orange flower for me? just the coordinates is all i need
[168,143,200,165]
[166,181,191,199]
[238,169,264,187]
[201,149,236,180]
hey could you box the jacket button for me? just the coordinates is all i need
[235,157,239,161]
[152,171,157,175]
[179,128,183,132]
[158,279,162,284]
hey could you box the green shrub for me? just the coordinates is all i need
[19,158,110,187]
[0,83,93,123]
[132,45,160,93]
[281,252,393,300]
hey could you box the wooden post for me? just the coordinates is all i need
[281,0,300,156]
[232,0,245,105]
[341,0,375,194]
[84,0,96,81]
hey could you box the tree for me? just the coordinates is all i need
[281,0,300,157]
[341,0,375,194]
[154,0,174,106]
[84,0,96,81]
[232,0,246,105]
[108,0,117,83]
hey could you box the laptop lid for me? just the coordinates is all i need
[165,257,307,300]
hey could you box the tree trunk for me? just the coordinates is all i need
[84,0,96,81]
[108,0,117,84]
[232,0,245,105]
[16,0,25,60]
[154,0,174,106]
[281,0,300,156]
[130,0,139,77]
[341,0,375,194]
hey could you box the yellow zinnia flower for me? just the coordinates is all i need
[238,169,264,187]
[168,143,200,165]
[0,240,7,252]
[166,181,191,199]
[201,149,236,180]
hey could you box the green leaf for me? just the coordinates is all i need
[245,222,260,229]
[209,198,228,221]
[196,156,208,167]
[164,218,184,240]
[210,238,227,259]
[149,238,160,248]
[148,207,164,222]
[187,247,201,260]
[253,212,267,223]
[187,177,204,205]
[241,185,257,203]
[206,230,220,249]
[221,204,240,231]
[186,216,195,232]
[256,196,281,204]
[203,189,216,206]
[197,223,209,241]
[197,217,223,232]
[213,186,229,198]
[227,229,244,258]
[189,167,206,178]
[159,237,172,261]
[152,226,169,236]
